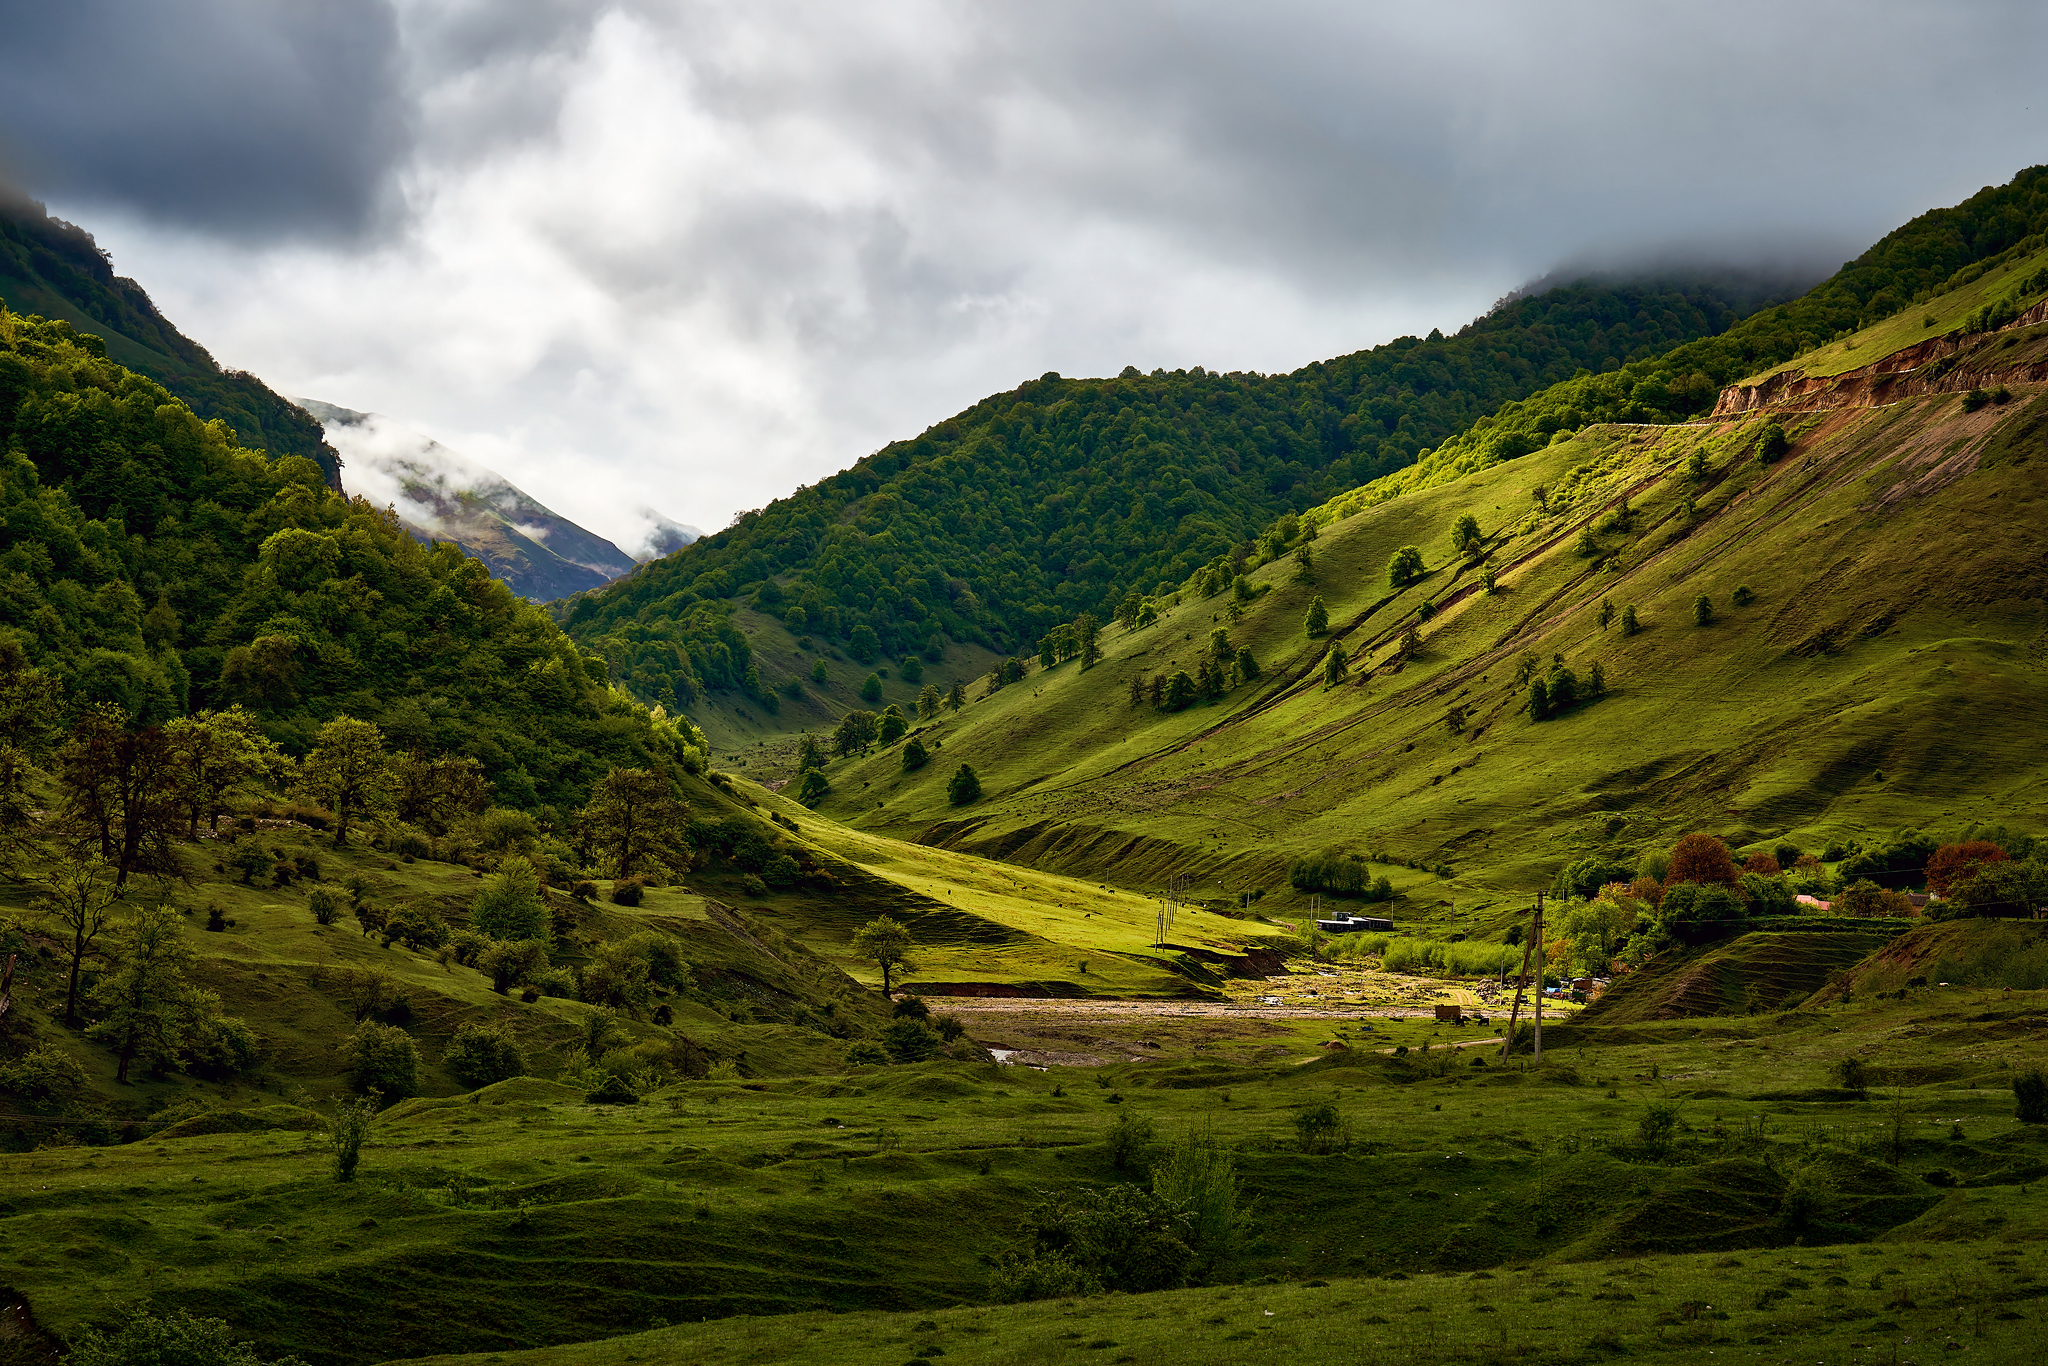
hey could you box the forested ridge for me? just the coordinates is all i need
[0,189,340,485]
[560,273,1795,710]
[0,306,685,813]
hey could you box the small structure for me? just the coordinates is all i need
[1434,1004,1463,1023]
[1317,913,1395,934]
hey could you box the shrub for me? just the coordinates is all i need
[797,769,830,806]
[892,995,931,1019]
[609,878,645,907]
[987,1249,1102,1303]
[1657,882,1747,944]
[901,737,929,772]
[67,1310,311,1366]
[570,880,597,901]
[344,1021,420,1099]
[882,1018,944,1063]
[229,843,273,884]
[1831,1057,1873,1096]
[2015,1067,2048,1124]
[0,1043,88,1102]
[1293,1101,1346,1154]
[845,1041,888,1066]
[860,673,883,703]
[1620,604,1640,635]
[1150,1129,1247,1263]
[444,1022,527,1088]
[948,763,982,805]
[474,857,550,940]
[1107,1109,1156,1169]
[586,1074,639,1105]
[1731,585,1755,607]
[740,873,769,898]
[1303,596,1328,636]
[303,885,345,927]
[1012,1185,1195,1294]
[380,906,449,952]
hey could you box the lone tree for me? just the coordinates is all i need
[948,763,982,805]
[579,767,689,879]
[1664,833,1742,892]
[1321,644,1349,687]
[851,915,917,997]
[902,737,930,772]
[473,856,550,941]
[1620,604,1641,635]
[1754,420,1790,463]
[945,680,966,712]
[1387,545,1426,588]
[1451,513,1483,556]
[860,673,883,704]
[297,717,393,847]
[796,734,826,771]
[1692,595,1714,626]
[1303,596,1329,637]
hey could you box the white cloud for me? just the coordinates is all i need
[39,0,2048,544]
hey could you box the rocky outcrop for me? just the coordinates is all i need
[1713,300,2048,417]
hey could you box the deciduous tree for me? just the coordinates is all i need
[850,916,917,997]
[578,768,689,879]
[296,718,394,848]
[39,855,124,1027]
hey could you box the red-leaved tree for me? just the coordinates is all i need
[1664,833,1742,891]
[1926,841,2009,898]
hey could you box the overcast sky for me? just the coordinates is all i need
[3,1,2045,549]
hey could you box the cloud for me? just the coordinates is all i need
[12,1,2048,544]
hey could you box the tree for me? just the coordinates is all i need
[579,768,689,879]
[1304,596,1329,636]
[1620,604,1641,635]
[902,737,930,772]
[1598,598,1614,629]
[344,1020,420,1098]
[88,906,242,1084]
[916,683,942,720]
[326,1095,378,1183]
[1732,585,1755,607]
[797,734,826,771]
[1387,545,1425,587]
[39,854,124,1027]
[1526,676,1549,721]
[851,915,916,997]
[1321,644,1349,687]
[473,856,550,941]
[1077,613,1102,669]
[1116,590,1143,630]
[810,657,830,685]
[1162,670,1197,711]
[165,707,282,837]
[296,717,394,848]
[1927,841,2010,897]
[0,640,61,877]
[58,705,182,886]
[1657,881,1747,943]
[1664,833,1742,891]
[1692,594,1714,627]
[1754,420,1790,463]
[390,753,487,835]
[1292,542,1315,583]
[848,624,881,664]
[834,709,880,756]
[860,672,883,704]
[948,763,982,805]
[878,703,908,744]
[945,680,966,712]
[797,769,830,806]
[444,1021,526,1088]
[1234,646,1260,683]
[924,632,945,661]
[1587,661,1606,698]
[1451,513,1482,555]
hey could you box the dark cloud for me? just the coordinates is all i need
[0,0,408,239]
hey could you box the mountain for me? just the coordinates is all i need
[557,270,1824,729]
[298,400,694,602]
[789,195,2048,936]
[562,167,2048,756]
[0,305,684,802]
[0,186,342,487]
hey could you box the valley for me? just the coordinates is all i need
[0,165,2046,1366]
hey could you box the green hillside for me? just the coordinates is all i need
[562,168,2048,750]
[0,189,341,486]
[557,273,1809,726]
[796,265,2048,935]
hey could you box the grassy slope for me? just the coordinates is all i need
[1744,243,2048,384]
[793,313,2047,944]
[7,986,2047,1365]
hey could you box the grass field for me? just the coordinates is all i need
[5,962,2046,1365]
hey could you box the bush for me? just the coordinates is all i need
[1731,585,1755,607]
[1293,1101,1347,1154]
[67,1309,311,1366]
[343,1021,420,1099]
[901,737,929,771]
[845,1041,888,1066]
[1012,1185,1195,1295]
[473,856,549,940]
[444,1022,527,1088]
[570,880,598,901]
[987,1249,1102,1303]
[0,1043,88,1102]
[1658,882,1747,943]
[1754,421,1790,462]
[948,763,982,805]
[609,878,645,907]
[1107,1109,1156,1169]
[797,769,831,806]
[1831,1057,1873,1096]
[2015,1067,2048,1124]
[891,995,931,1020]
[1620,604,1640,635]
[586,1074,639,1105]
[303,885,344,926]
[740,873,769,898]
[882,1018,944,1063]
